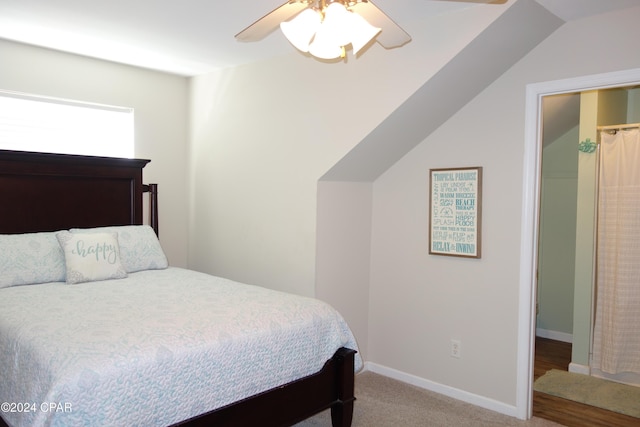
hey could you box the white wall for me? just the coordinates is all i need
[187,5,507,298]
[366,3,640,414]
[0,40,189,266]
[316,181,373,358]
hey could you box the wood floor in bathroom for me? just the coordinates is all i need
[533,337,639,427]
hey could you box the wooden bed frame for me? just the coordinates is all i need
[0,149,356,427]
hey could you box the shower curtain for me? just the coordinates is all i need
[591,128,640,385]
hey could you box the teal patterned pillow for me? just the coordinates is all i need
[56,231,127,284]
[0,232,66,288]
[70,225,168,273]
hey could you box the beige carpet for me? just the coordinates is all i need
[534,369,640,418]
[295,371,560,426]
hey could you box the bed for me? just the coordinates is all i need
[0,149,360,427]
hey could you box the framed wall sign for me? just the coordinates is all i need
[429,167,482,258]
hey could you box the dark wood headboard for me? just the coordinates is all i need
[0,150,158,235]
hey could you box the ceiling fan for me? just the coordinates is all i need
[235,0,507,58]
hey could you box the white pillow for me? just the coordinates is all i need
[70,225,168,273]
[0,232,66,288]
[56,231,127,284]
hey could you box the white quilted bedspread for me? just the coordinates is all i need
[0,267,361,427]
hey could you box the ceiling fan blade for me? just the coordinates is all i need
[350,1,411,49]
[235,1,308,42]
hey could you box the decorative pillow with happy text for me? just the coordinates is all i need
[56,231,127,284]
[70,225,168,273]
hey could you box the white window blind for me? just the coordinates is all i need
[0,91,134,158]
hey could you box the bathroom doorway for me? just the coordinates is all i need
[519,68,640,419]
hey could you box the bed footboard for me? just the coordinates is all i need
[330,348,356,427]
[0,349,356,427]
[174,347,357,427]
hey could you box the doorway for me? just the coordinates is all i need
[517,67,640,420]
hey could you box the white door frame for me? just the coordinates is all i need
[517,67,640,419]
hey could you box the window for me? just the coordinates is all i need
[0,91,134,158]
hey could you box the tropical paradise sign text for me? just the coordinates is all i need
[429,167,482,258]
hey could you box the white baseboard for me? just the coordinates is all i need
[536,328,573,343]
[568,364,640,386]
[362,361,520,419]
[591,368,640,386]
[568,362,590,375]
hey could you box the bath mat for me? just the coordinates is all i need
[534,369,640,418]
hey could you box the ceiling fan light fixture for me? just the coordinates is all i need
[278,0,383,60]
[236,0,413,59]
[308,24,345,59]
[320,2,352,47]
[280,8,322,52]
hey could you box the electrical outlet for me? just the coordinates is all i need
[451,339,461,358]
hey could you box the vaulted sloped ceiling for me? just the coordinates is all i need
[321,0,564,182]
